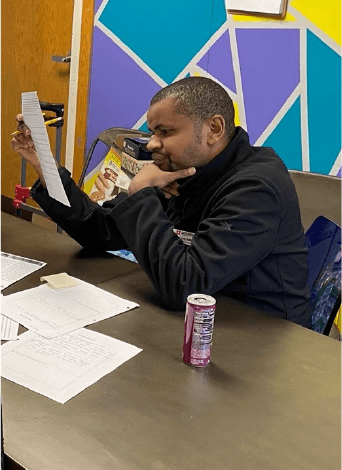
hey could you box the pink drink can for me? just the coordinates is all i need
[182,294,216,367]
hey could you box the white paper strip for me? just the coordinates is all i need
[21,91,70,206]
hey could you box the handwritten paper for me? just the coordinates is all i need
[21,91,70,206]
[226,0,286,15]
[1,252,46,290]
[1,277,139,338]
[1,314,19,341]
[1,329,142,403]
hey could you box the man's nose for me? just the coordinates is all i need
[146,134,162,151]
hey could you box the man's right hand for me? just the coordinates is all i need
[11,114,46,186]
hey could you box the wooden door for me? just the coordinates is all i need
[1,0,94,203]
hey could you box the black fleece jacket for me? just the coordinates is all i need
[31,127,311,327]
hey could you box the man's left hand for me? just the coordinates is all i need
[128,163,196,198]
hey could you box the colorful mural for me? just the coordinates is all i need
[85,0,341,181]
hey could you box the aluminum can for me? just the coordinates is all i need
[182,294,216,367]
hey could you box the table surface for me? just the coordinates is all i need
[1,214,341,470]
[1,212,141,293]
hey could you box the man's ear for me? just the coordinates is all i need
[207,115,226,145]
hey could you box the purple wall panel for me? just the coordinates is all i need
[236,29,300,144]
[86,27,160,155]
[197,31,236,93]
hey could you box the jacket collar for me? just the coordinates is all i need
[177,126,252,195]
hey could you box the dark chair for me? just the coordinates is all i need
[305,216,341,335]
[78,127,152,188]
[289,170,341,232]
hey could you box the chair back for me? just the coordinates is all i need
[78,127,152,188]
[289,171,341,232]
[305,216,341,334]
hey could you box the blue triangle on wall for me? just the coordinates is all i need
[264,97,303,171]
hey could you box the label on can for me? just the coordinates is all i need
[182,294,216,367]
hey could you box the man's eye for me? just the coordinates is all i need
[161,129,172,135]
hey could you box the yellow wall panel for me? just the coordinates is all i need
[231,12,296,22]
[233,102,241,126]
[291,0,341,45]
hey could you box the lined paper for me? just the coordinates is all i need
[21,91,70,206]
[1,329,142,403]
[1,252,46,290]
[2,277,139,338]
[1,314,19,341]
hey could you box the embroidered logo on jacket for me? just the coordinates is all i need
[173,229,194,246]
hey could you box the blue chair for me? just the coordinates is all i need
[305,216,341,335]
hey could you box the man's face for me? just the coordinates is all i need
[146,98,211,172]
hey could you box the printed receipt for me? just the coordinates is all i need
[1,328,142,403]
[21,91,70,206]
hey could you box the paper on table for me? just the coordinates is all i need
[1,314,19,341]
[1,252,46,290]
[1,277,139,338]
[21,91,70,206]
[1,329,142,403]
[226,0,285,14]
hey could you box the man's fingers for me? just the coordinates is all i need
[172,167,196,181]
[128,163,196,196]
[167,181,179,189]
[162,184,179,198]
[15,114,31,135]
[11,138,21,151]
[162,191,172,199]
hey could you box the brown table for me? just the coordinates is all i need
[1,212,141,294]
[1,213,341,470]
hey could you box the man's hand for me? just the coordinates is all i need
[11,114,46,186]
[128,163,196,198]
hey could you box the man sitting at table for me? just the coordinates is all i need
[11,77,312,327]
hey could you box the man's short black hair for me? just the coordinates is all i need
[150,76,235,141]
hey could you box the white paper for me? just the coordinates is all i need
[21,91,70,206]
[1,252,46,290]
[1,314,19,341]
[226,0,285,14]
[1,329,142,403]
[1,277,139,338]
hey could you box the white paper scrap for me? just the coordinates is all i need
[1,277,139,338]
[1,329,142,403]
[21,91,70,206]
[226,0,285,14]
[1,252,46,290]
[1,314,19,341]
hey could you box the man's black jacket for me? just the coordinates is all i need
[31,127,311,327]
